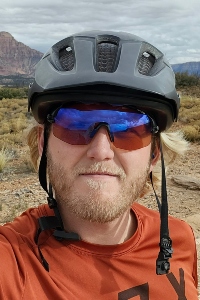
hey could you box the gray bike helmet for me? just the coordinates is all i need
[29,31,178,275]
[28,30,179,131]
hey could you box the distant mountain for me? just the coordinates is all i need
[172,61,200,76]
[0,32,43,79]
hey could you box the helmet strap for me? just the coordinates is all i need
[150,141,173,275]
[38,124,48,194]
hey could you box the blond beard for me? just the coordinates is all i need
[47,151,150,223]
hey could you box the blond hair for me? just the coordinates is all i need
[27,125,40,171]
[143,130,190,195]
[27,125,189,195]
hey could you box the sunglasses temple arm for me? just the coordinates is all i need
[150,117,159,134]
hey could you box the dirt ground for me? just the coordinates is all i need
[0,143,200,295]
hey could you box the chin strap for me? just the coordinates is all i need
[150,142,173,275]
[36,126,80,271]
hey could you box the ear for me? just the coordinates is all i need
[149,140,160,172]
[38,125,44,157]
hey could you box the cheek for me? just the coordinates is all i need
[119,145,151,175]
[48,133,85,166]
[48,135,63,158]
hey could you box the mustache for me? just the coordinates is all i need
[73,162,126,180]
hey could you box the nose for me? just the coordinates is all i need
[87,126,114,161]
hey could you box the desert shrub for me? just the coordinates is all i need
[179,110,199,123]
[0,87,28,99]
[0,133,25,148]
[0,147,11,172]
[182,125,200,142]
[179,98,200,121]
[0,98,27,110]
[175,72,200,88]
[0,115,27,135]
[0,98,31,147]
[0,122,11,135]
[176,96,200,142]
[9,116,27,132]
[193,120,200,127]
[0,113,4,123]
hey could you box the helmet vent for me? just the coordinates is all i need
[138,51,156,75]
[59,46,74,71]
[97,42,118,73]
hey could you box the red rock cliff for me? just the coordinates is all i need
[0,32,43,77]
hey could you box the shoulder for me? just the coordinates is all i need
[0,204,52,296]
[0,204,52,243]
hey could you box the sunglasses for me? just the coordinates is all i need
[47,104,159,151]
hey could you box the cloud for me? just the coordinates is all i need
[0,0,200,63]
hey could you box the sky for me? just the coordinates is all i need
[0,0,200,64]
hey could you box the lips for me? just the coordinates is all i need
[81,172,118,177]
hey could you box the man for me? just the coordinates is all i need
[0,31,198,299]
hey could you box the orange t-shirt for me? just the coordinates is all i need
[0,203,198,299]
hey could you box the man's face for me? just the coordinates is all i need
[41,105,157,223]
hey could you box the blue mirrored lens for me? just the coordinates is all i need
[55,108,150,132]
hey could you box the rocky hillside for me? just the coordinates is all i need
[0,32,43,77]
[172,61,200,75]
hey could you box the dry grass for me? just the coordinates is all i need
[178,95,200,142]
[22,150,36,172]
[0,147,12,172]
[0,98,33,172]
[0,98,31,148]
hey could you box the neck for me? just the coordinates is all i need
[59,208,137,245]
